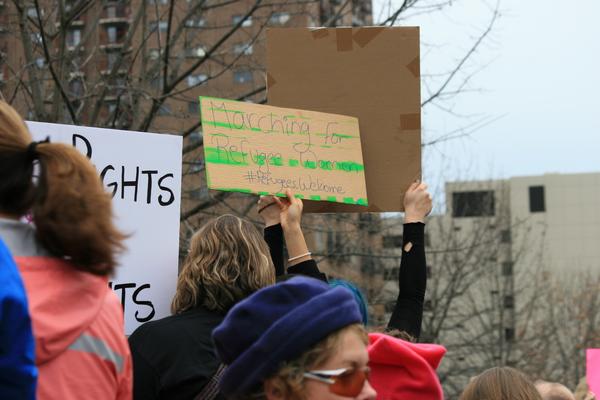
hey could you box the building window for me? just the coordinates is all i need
[232,15,252,27]
[26,7,40,19]
[106,52,120,70]
[186,46,206,58]
[35,57,46,68]
[185,17,205,28]
[504,295,514,309]
[148,49,161,60]
[106,101,117,115]
[187,73,207,87]
[504,328,515,342]
[500,229,511,243]
[269,12,290,25]
[150,21,168,33]
[188,102,199,114]
[233,70,253,84]
[189,131,202,145]
[189,161,203,173]
[157,104,171,116]
[30,33,43,45]
[68,78,84,97]
[502,262,513,276]
[66,28,82,47]
[529,185,545,213]
[107,26,118,43]
[452,190,495,217]
[382,235,403,249]
[233,43,253,55]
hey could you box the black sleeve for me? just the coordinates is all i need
[129,339,160,400]
[287,260,328,283]
[387,222,426,340]
[264,224,285,277]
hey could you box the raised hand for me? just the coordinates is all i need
[273,189,303,230]
[404,181,432,223]
[257,195,280,227]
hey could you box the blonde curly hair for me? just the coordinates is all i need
[171,214,275,314]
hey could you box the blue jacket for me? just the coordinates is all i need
[0,238,37,399]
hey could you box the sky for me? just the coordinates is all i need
[372,0,600,188]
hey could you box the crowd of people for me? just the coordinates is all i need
[0,98,595,400]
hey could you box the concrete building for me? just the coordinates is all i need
[374,172,600,396]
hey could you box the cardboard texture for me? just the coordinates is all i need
[199,96,369,206]
[267,27,421,212]
[587,349,600,395]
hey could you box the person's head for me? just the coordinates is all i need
[368,333,446,400]
[460,367,542,400]
[212,276,377,400]
[171,214,275,314]
[328,279,369,325]
[535,380,576,400]
[0,101,125,275]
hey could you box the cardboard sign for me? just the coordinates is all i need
[199,96,368,206]
[587,349,600,395]
[27,122,182,335]
[267,27,421,212]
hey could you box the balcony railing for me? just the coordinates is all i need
[100,4,130,24]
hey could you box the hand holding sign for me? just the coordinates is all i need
[199,96,368,206]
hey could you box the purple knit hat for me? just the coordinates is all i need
[212,276,363,397]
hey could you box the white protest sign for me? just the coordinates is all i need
[27,121,182,335]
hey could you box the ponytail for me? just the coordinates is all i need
[0,101,126,275]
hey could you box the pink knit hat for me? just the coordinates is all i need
[368,333,446,400]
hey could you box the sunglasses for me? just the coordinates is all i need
[303,367,371,397]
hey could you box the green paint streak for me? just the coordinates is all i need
[258,191,270,196]
[319,160,334,170]
[326,196,337,202]
[271,157,283,166]
[294,194,304,199]
[205,107,244,114]
[314,132,358,139]
[310,195,322,201]
[335,161,364,172]
[202,120,232,129]
[304,161,317,169]
[275,192,286,198]
[333,133,357,139]
[254,154,266,166]
[320,145,333,149]
[343,197,355,204]
[288,159,300,167]
[284,115,296,119]
[250,127,261,132]
[356,198,368,206]
[204,147,248,166]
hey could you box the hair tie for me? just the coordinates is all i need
[26,136,50,162]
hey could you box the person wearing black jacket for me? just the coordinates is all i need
[128,215,276,400]
[259,182,432,342]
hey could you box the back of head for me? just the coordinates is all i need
[171,214,275,314]
[368,332,446,400]
[0,101,125,275]
[535,380,576,400]
[460,367,543,400]
[329,278,369,325]
[212,276,363,398]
